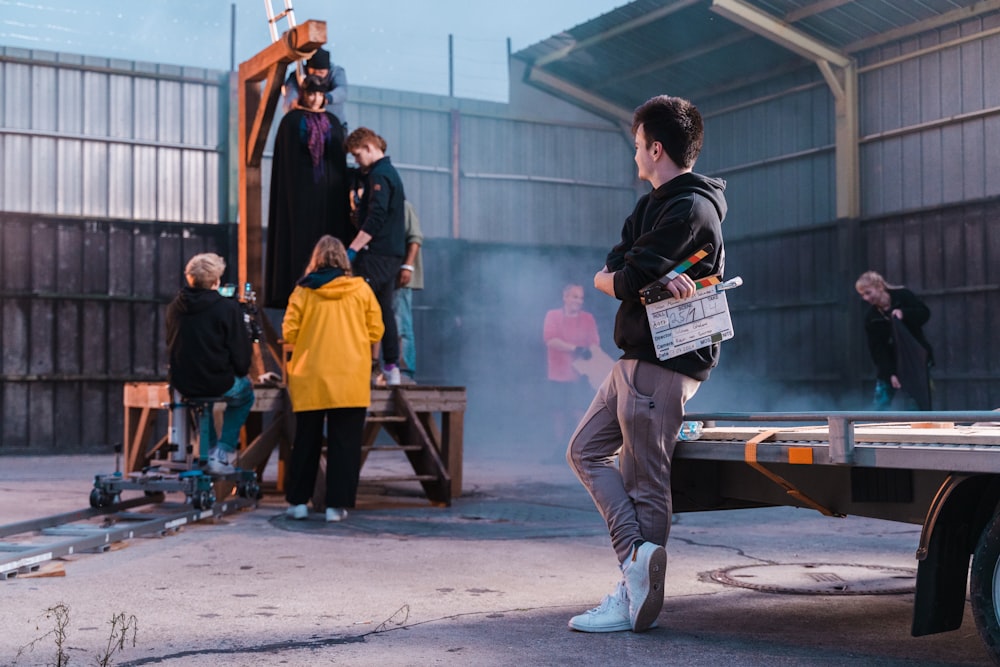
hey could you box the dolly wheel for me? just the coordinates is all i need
[238,481,262,500]
[192,489,215,511]
[89,487,113,508]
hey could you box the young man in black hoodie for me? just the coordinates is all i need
[166,253,255,474]
[566,96,727,634]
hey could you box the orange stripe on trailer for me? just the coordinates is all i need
[788,447,813,464]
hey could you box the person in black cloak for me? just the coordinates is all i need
[264,74,352,309]
[855,270,934,410]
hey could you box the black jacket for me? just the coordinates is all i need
[166,287,252,397]
[606,172,728,381]
[355,156,406,257]
[863,287,933,381]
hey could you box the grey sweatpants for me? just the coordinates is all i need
[567,359,701,564]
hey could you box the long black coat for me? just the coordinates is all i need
[264,108,351,308]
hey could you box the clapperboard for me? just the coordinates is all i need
[639,244,743,361]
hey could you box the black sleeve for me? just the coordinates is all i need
[228,302,252,377]
[863,309,895,380]
[359,170,393,239]
[892,289,930,326]
[612,195,709,302]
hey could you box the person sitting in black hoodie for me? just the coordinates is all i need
[166,253,255,474]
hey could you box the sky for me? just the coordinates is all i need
[0,0,626,102]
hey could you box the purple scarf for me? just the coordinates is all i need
[302,112,331,183]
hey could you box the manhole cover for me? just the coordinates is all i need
[709,563,916,595]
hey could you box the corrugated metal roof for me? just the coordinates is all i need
[515,0,1000,119]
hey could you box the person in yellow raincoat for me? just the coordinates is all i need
[282,235,384,522]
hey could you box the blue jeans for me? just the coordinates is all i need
[873,378,922,411]
[872,379,895,410]
[393,287,416,378]
[199,376,255,455]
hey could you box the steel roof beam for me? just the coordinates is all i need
[533,0,702,68]
[525,67,634,138]
[710,0,851,67]
[710,0,858,219]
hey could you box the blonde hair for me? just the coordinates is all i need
[185,253,226,289]
[304,235,352,276]
[345,126,387,153]
[855,270,901,292]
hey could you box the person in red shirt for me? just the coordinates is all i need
[543,283,600,444]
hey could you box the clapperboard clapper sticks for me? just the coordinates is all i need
[639,244,743,361]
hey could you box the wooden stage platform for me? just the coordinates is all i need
[122,382,466,505]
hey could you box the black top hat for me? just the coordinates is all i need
[306,48,331,70]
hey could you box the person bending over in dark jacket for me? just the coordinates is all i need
[166,253,255,474]
[855,270,934,409]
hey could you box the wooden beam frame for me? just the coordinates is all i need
[237,20,327,292]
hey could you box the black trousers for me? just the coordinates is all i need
[354,252,401,365]
[285,407,367,508]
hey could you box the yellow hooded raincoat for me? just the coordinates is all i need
[282,274,384,412]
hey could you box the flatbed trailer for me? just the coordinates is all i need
[676,410,1000,662]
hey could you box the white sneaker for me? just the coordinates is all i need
[622,541,667,632]
[326,507,348,522]
[568,581,631,633]
[286,504,308,520]
[384,365,401,386]
[205,447,235,475]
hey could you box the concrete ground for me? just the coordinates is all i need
[0,444,993,667]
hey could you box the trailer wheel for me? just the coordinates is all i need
[971,510,1000,662]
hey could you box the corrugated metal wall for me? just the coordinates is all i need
[857,12,1000,215]
[673,12,1000,415]
[0,214,231,451]
[260,85,637,248]
[3,14,1000,453]
[701,71,837,239]
[0,48,637,453]
[0,47,227,223]
[705,195,1000,414]
[696,12,1000,238]
[859,197,1000,409]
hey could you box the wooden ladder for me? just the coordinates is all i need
[360,388,453,505]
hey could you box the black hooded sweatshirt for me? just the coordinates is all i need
[165,287,252,397]
[606,172,728,381]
